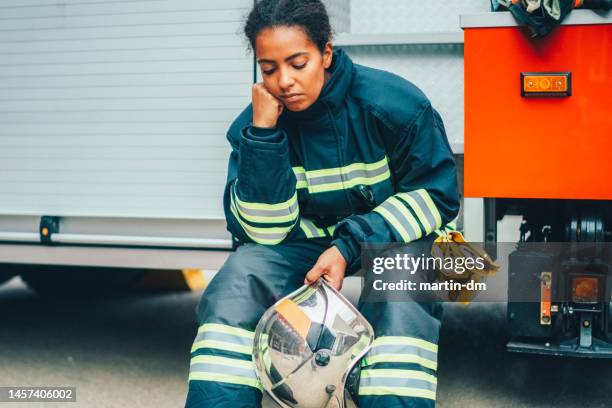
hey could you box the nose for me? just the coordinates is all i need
[278,67,295,90]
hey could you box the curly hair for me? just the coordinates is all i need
[244,0,333,53]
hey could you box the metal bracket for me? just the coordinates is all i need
[540,272,552,325]
[580,313,593,348]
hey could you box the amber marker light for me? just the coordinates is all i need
[521,72,571,97]
[571,276,599,303]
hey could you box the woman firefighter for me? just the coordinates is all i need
[186,1,459,407]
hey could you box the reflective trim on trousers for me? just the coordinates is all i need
[361,336,438,371]
[359,368,437,400]
[191,323,254,355]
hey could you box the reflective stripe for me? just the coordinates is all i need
[360,376,436,394]
[230,200,293,245]
[397,192,434,234]
[192,323,254,355]
[371,336,438,353]
[361,336,438,371]
[292,157,391,194]
[197,323,254,339]
[327,225,336,236]
[232,184,299,224]
[193,331,252,350]
[415,189,442,229]
[374,197,421,242]
[188,372,263,390]
[299,218,327,239]
[191,339,252,355]
[191,355,254,369]
[360,369,437,385]
[366,344,437,365]
[191,356,258,381]
[293,167,308,189]
[358,386,436,400]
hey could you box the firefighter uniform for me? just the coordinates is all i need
[186,48,459,407]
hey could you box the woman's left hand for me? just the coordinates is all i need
[304,246,347,290]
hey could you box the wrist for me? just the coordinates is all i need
[253,116,277,128]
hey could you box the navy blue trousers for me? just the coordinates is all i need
[185,238,442,408]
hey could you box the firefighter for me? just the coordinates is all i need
[185,0,459,407]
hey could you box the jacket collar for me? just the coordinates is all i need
[281,48,353,122]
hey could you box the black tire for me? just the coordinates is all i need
[18,265,144,298]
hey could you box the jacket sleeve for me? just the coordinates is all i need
[331,101,460,267]
[223,125,301,245]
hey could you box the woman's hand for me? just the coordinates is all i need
[304,246,347,291]
[252,83,283,128]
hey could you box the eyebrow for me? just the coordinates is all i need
[257,51,309,64]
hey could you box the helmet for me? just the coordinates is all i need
[253,279,374,408]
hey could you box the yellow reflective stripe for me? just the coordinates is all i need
[397,193,434,234]
[373,206,412,242]
[233,195,299,224]
[191,339,251,355]
[233,190,298,212]
[358,386,436,400]
[293,167,308,189]
[361,354,437,371]
[306,156,388,178]
[299,222,314,238]
[308,169,390,194]
[327,225,336,236]
[387,198,422,240]
[197,323,254,339]
[361,369,437,385]
[190,355,254,370]
[230,203,292,245]
[299,218,327,239]
[188,372,263,390]
[416,189,442,229]
[372,336,438,353]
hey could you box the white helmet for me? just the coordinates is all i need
[253,279,374,408]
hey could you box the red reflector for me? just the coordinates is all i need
[571,276,599,303]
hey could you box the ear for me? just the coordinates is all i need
[322,42,333,69]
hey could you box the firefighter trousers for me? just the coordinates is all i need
[185,237,443,408]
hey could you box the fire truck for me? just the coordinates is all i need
[462,10,612,357]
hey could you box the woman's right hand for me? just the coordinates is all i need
[252,83,283,128]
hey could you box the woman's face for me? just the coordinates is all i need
[255,25,332,112]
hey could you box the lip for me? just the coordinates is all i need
[280,93,304,104]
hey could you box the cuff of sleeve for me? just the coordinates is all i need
[244,126,284,143]
[332,237,360,274]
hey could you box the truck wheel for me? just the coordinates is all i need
[19,265,144,298]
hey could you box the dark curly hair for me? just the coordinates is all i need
[244,0,333,53]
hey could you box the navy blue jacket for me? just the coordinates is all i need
[224,49,460,269]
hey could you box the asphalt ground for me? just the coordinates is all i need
[1,275,611,408]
